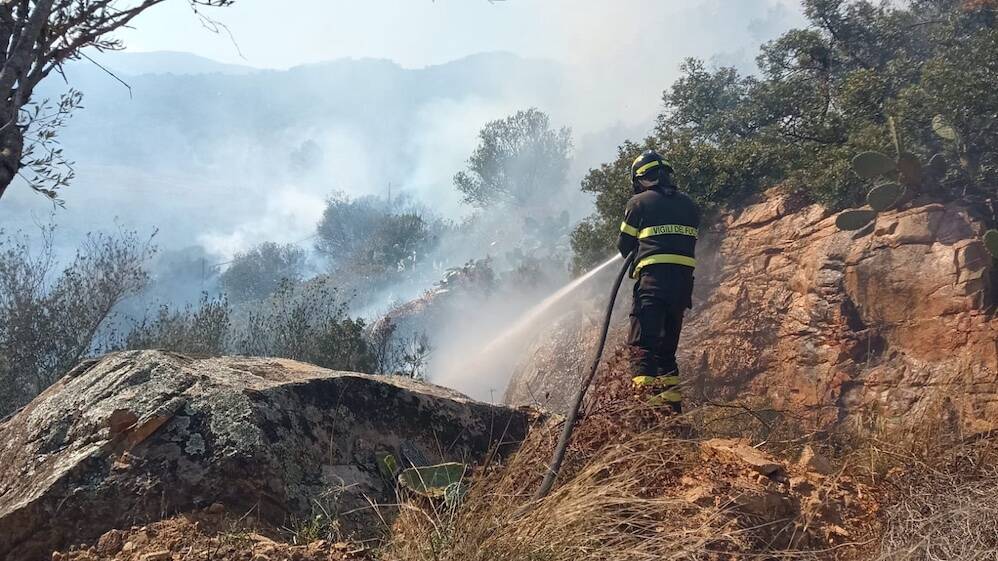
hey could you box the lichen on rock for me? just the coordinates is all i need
[0,351,532,560]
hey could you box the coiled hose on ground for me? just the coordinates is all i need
[529,252,635,503]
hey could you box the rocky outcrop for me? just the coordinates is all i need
[506,192,998,429]
[0,351,531,561]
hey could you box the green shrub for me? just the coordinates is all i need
[0,226,153,416]
[571,0,998,272]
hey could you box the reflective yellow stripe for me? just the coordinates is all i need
[635,160,662,176]
[633,375,680,388]
[656,375,680,386]
[638,224,698,239]
[620,221,639,237]
[647,390,682,405]
[632,254,696,278]
[632,375,656,387]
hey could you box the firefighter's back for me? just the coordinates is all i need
[631,188,699,306]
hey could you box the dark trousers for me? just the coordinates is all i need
[627,275,687,378]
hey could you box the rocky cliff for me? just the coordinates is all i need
[0,351,531,560]
[505,192,998,430]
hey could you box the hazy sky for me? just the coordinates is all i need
[5,0,811,265]
[120,0,805,70]
[118,0,807,138]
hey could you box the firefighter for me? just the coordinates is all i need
[617,150,700,413]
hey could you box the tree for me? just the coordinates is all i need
[219,242,306,303]
[0,0,234,203]
[571,0,998,272]
[124,294,231,356]
[454,108,572,209]
[315,194,390,265]
[232,279,376,372]
[0,226,153,415]
[314,192,442,286]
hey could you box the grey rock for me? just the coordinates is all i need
[0,351,531,560]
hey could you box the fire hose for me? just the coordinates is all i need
[529,251,635,503]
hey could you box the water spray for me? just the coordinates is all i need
[529,251,635,503]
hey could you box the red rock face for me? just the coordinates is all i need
[682,192,997,429]
[506,191,997,430]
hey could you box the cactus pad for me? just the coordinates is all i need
[896,152,922,186]
[932,114,957,141]
[867,182,905,212]
[399,462,466,498]
[835,209,877,231]
[985,229,998,259]
[853,151,896,179]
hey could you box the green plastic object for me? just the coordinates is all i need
[835,209,877,231]
[852,151,896,179]
[985,230,998,259]
[399,462,467,498]
[867,182,905,212]
[932,114,957,141]
[896,152,922,186]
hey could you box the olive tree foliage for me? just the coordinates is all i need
[454,108,572,209]
[218,242,306,303]
[571,0,998,272]
[231,279,376,373]
[0,0,234,203]
[124,293,230,356]
[0,226,153,416]
[452,108,576,277]
[314,192,442,288]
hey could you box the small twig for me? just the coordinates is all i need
[78,50,132,98]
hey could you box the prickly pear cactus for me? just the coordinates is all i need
[985,230,998,260]
[867,182,905,212]
[377,453,399,479]
[853,151,897,179]
[399,462,467,498]
[932,114,958,141]
[896,153,923,186]
[835,209,877,231]
[839,116,955,234]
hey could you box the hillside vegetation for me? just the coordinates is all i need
[572,0,998,271]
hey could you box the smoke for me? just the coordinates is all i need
[0,0,808,397]
[429,255,624,401]
[197,185,326,257]
[402,96,526,218]
[516,0,805,133]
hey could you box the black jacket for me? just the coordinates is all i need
[617,186,700,304]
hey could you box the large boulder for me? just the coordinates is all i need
[506,192,998,430]
[0,351,532,560]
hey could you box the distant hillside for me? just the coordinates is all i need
[87,51,259,76]
[5,51,579,255]
[43,51,567,172]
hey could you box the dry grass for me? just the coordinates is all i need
[380,356,998,561]
[877,458,998,561]
[847,408,998,561]
[380,423,751,561]
[691,395,998,560]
